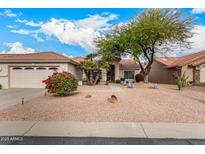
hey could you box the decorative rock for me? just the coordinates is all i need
[107,95,118,103]
[127,82,134,88]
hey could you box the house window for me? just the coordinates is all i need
[24,67,34,70]
[12,67,22,70]
[124,70,134,79]
[49,67,58,70]
[36,67,46,70]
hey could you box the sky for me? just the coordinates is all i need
[0,8,205,57]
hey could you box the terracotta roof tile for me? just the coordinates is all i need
[155,50,205,68]
[119,59,140,70]
[71,56,85,63]
[0,52,70,60]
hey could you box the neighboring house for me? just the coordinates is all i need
[0,52,82,89]
[0,52,140,89]
[149,50,205,84]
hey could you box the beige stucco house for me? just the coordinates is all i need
[0,52,82,89]
[0,52,140,89]
[72,57,140,84]
[149,50,205,84]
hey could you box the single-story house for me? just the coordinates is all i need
[72,57,140,84]
[0,52,140,89]
[0,52,82,89]
[149,50,205,84]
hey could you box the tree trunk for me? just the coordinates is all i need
[90,70,94,85]
[94,71,101,85]
[84,70,92,85]
[140,66,151,83]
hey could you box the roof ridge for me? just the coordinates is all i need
[0,51,72,61]
[156,50,205,68]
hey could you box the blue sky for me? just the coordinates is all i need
[0,8,205,57]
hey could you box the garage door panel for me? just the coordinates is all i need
[10,67,54,88]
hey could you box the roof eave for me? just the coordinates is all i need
[0,59,76,64]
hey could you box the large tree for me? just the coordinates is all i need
[97,9,194,82]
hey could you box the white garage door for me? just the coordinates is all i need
[10,67,58,88]
[200,68,205,83]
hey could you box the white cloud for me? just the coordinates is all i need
[16,19,43,27]
[192,8,205,14]
[11,29,32,35]
[12,13,117,52]
[32,33,44,42]
[62,53,73,58]
[161,25,205,57]
[2,42,36,54]
[187,25,205,53]
[40,13,117,52]
[41,18,100,52]
[75,13,118,31]
[11,29,44,42]
[0,9,17,17]
[16,19,27,23]
[7,25,18,29]
[25,21,43,27]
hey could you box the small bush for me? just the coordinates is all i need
[135,73,144,82]
[42,71,78,96]
[177,72,188,90]
[115,80,121,84]
[0,84,2,89]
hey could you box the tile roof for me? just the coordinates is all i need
[155,50,205,68]
[0,52,70,60]
[119,59,140,70]
[71,56,85,63]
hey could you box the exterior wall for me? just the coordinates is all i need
[101,69,107,83]
[0,77,8,89]
[0,62,81,89]
[0,64,9,89]
[195,63,205,83]
[113,62,120,80]
[67,63,82,80]
[181,65,194,82]
[149,61,178,84]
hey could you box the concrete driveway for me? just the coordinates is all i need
[0,88,44,110]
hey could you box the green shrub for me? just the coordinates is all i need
[115,80,121,84]
[42,71,78,96]
[177,72,189,90]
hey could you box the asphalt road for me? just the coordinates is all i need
[1,137,205,145]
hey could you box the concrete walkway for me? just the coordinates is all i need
[0,122,205,139]
[0,88,44,110]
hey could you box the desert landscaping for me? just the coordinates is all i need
[0,83,205,123]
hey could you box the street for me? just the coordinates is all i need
[1,137,205,145]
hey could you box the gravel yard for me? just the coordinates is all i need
[0,83,205,123]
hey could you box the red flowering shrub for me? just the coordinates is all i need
[42,71,78,96]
